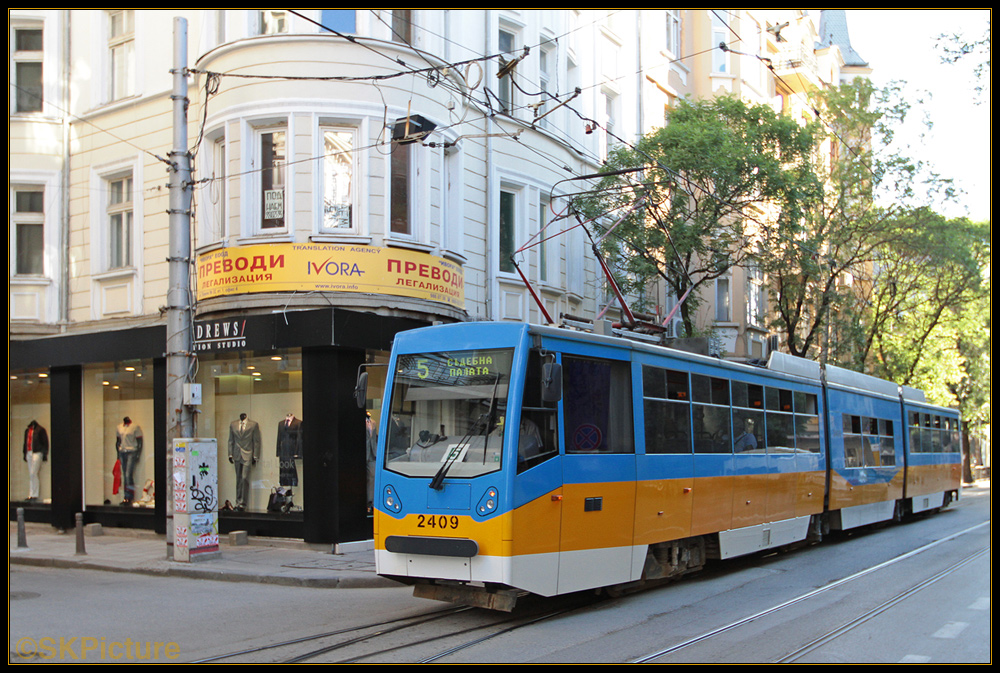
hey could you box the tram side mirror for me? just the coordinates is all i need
[354,371,368,409]
[541,363,562,402]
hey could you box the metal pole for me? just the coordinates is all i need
[75,513,86,555]
[16,508,28,549]
[166,16,194,560]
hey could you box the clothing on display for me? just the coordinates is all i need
[228,414,261,510]
[23,420,49,500]
[115,417,143,504]
[276,414,302,487]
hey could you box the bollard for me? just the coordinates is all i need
[75,513,87,555]
[17,508,28,548]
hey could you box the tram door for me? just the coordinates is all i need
[556,355,637,595]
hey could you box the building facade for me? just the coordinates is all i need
[9,10,867,542]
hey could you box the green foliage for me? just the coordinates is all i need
[573,94,819,334]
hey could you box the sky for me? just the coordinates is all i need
[845,9,990,222]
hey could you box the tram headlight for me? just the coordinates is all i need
[475,486,499,518]
[383,485,402,513]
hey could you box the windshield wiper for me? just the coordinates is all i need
[429,374,501,490]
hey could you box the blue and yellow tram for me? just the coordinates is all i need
[364,322,961,610]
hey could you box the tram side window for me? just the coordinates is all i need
[642,365,691,454]
[765,387,795,452]
[909,412,923,453]
[843,415,864,467]
[691,374,731,453]
[794,392,821,453]
[564,356,633,454]
[731,381,765,452]
[878,419,896,466]
[517,350,559,473]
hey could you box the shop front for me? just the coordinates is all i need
[9,308,426,544]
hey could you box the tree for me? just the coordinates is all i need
[571,94,819,336]
[760,78,958,362]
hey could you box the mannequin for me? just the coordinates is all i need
[23,420,49,500]
[228,413,261,511]
[116,417,143,505]
[276,413,302,487]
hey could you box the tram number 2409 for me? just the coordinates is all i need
[416,514,461,530]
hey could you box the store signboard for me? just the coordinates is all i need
[196,243,464,310]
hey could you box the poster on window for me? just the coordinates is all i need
[196,242,465,310]
[264,189,284,220]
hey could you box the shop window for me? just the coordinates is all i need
[195,351,305,513]
[9,369,52,503]
[83,360,155,507]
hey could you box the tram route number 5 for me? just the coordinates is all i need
[417,514,460,530]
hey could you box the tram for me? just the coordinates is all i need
[359,321,962,611]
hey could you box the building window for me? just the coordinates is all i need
[538,197,550,283]
[665,10,681,56]
[205,135,227,243]
[258,10,287,35]
[538,45,553,128]
[715,276,730,322]
[321,128,354,231]
[259,128,286,230]
[498,28,516,114]
[711,11,730,74]
[107,175,134,269]
[746,262,767,327]
[391,10,412,44]
[320,10,355,34]
[109,10,135,101]
[499,189,516,273]
[13,188,44,275]
[13,27,43,113]
[600,91,618,160]
[389,141,411,236]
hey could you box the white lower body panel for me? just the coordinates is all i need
[831,500,895,530]
[375,549,505,585]
[910,491,945,514]
[717,516,811,559]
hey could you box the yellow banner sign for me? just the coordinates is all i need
[196,243,464,310]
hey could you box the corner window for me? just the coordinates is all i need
[259,128,286,230]
[389,140,411,236]
[320,10,355,34]
[499,189,517,273]
[258,10,287,35]
[391,10,412,44]
[321,128,355,232]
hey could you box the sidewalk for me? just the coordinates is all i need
[9,521,399,589]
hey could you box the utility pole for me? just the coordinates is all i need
[166,16,194,560]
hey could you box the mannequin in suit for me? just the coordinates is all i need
[228,413,262,510]
[276,413,302,487]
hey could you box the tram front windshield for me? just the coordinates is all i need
[383,348,513,479]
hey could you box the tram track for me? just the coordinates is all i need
[631,522,989,663]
